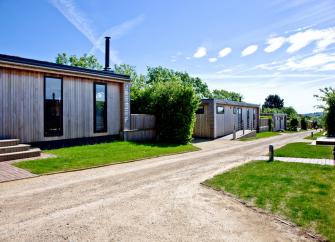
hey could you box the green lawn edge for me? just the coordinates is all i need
[15,141,199,175]
[204,160,335,241]
[239,131,281,141]
[275,142,333,159]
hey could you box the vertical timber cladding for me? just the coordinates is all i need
[0,67,122,143]
[122,82,131,130]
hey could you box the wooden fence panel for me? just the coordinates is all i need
[130,114,155,130]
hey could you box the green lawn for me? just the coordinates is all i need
[275,142,333,159]
[239,131,281,141]
[304,131,325,140]
[15,141,199,174]
[204,161,335,241]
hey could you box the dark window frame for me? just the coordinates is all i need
[44,76,63,137]
[216,105,225,114]
[93,82,108,133]
[196,105,205,114]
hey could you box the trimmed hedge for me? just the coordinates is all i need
[132,81,200,144]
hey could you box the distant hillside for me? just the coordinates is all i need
[302,112,324,117]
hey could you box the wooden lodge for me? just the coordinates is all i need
[193,99,260,139]
[0,53,131,146]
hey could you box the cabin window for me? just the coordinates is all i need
[196,105,205,114]
[94,83,107,132]
[44,77,63,137]
[233,108,237,114]
[217,106,225,114]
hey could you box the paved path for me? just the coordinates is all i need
[0,131,316,242]
[0,162,36,183]
[259,156,335,166]
[0,154,53,183]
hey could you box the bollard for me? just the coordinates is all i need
[233,130,236,140]
[269,145,274,162]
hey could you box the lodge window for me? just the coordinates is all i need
[94,83,107,133]
[196,105,205,114]
[44,77,63,137]
[217,106,225,114]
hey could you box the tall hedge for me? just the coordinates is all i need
[325,94,335,137]
[147,81,200,144]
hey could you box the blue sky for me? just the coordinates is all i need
[1,0,335,113]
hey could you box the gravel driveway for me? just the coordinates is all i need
[0,132,315,241]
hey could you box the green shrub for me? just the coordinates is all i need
[301,118,307,130]
[289,118,299,131]
[268,118,272,131]
[133,80,200,144]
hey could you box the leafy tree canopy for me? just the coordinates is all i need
[263,94,284,109]
[147,66,211,98]
[56,53,103,70]
[315,87,335,137]
[211,89,243,102]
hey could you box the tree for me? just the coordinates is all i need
[211,89,243,102]
[315,87,335,137]
[56,53,103,70]
[289,118,299,131]
[300,117,307,130]
[263,94,284,109]
[146,66,211,98]
[282,106,298,119]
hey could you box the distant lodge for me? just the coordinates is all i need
[193,99,260,139]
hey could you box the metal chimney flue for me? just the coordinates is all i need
[104,36,111,71]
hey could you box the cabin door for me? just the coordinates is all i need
[237,108,242,130]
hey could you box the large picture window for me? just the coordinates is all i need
[44,77,63,136]
[94,83,107,132]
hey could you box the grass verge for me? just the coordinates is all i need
[275,142,333,159]
[239,131,281,141]
[204,160,335,241]
[304,131,324,140]
[15,141,199,174]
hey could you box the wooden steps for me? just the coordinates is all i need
[0,139,41,162]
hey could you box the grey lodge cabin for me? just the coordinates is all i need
[0,38,131,146]
[193,99,260,139]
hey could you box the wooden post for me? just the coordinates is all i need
[269,145,274,162]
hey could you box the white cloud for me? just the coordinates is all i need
[241,45,258,56]
[208,57,217,63]
[256,53,335,71]
[216,69,232,74]
[50,0,144,64]
[263,27,335,54]
[264,36,286,53]
[286,27,335,53]
[185,57,191,60]
[193,47,207,58]
[218,47,232,58]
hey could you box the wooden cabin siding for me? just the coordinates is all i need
[193,99,260,139]
[0,67,123,143]
[193,104,213,138]
[223,106,235,135]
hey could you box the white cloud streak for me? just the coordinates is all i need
[218,47,232,58]
[50,0,144,64]
[257,52,335,71]
[263,27,335,54]
[193,47,207,58]
[264,37,286,53]
[241,45,258,56]
[208,57,217,63]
